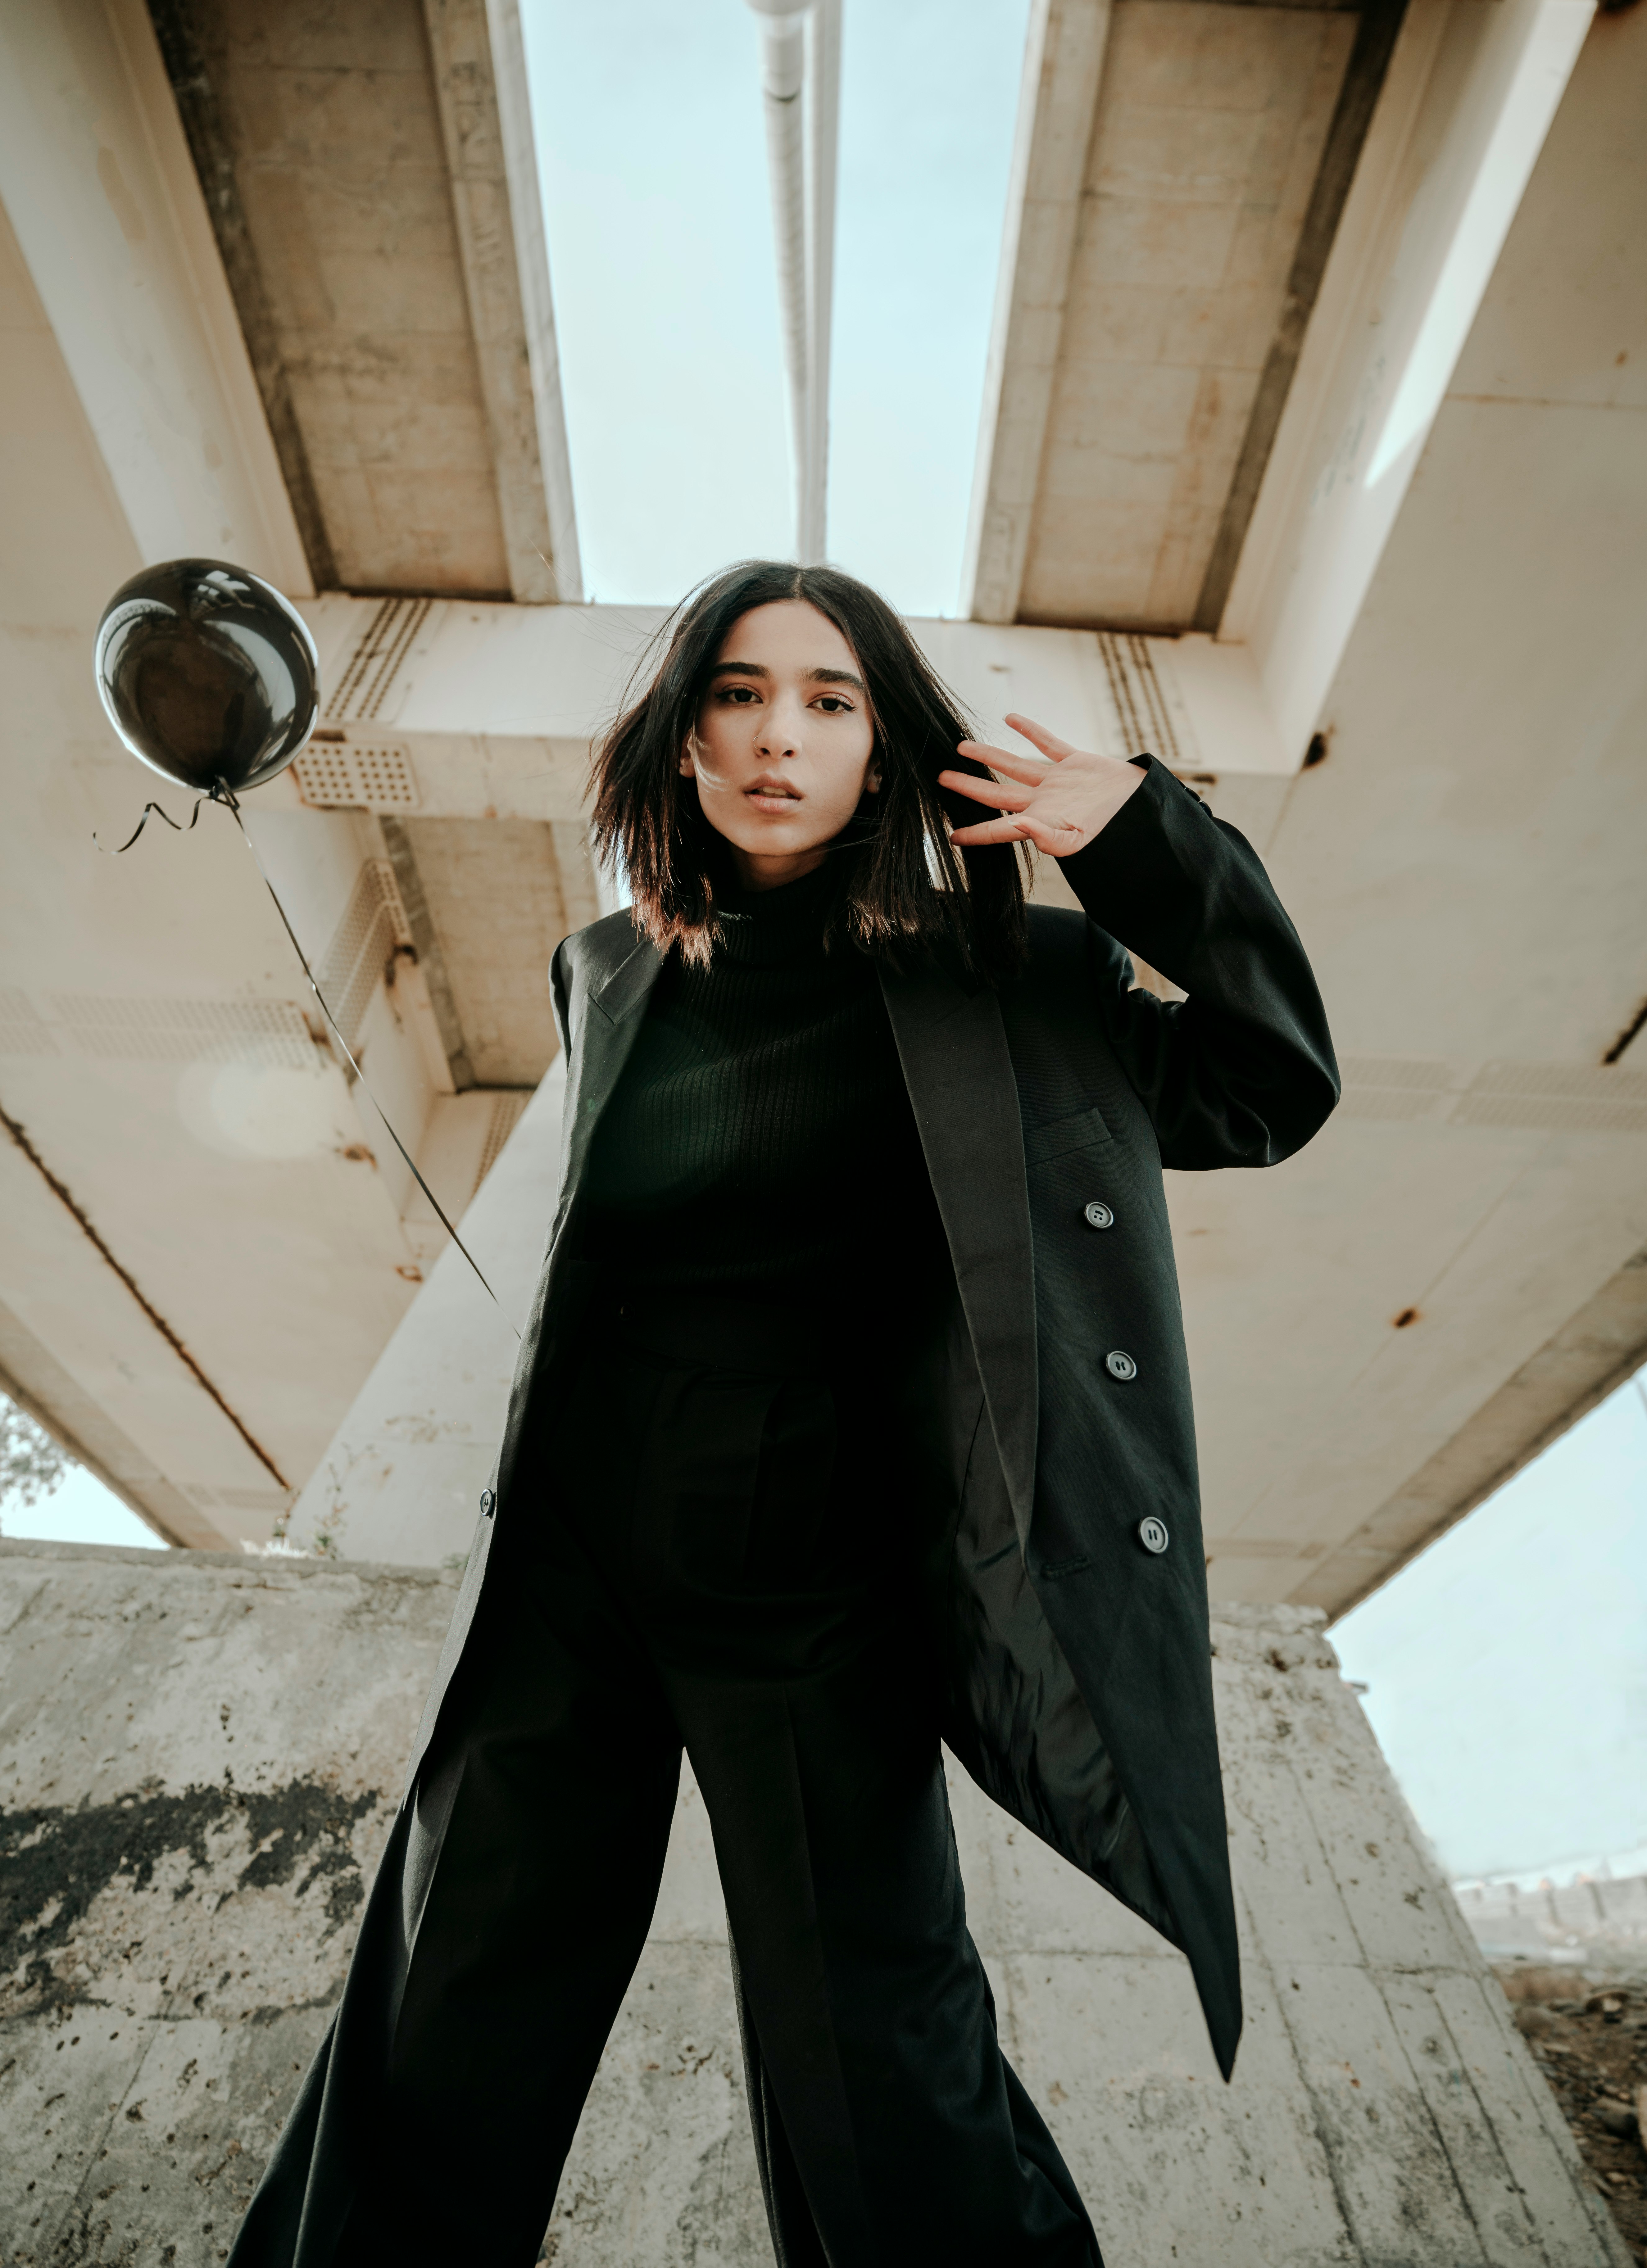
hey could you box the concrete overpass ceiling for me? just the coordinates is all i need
[967,0,1412,634]
[2,0,1641,1606]
[1181,0,1647,1609]
[145,0,581,604]
[389,817,566,1089]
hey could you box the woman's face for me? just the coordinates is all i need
[683,600,878,890]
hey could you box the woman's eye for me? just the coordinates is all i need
[721,686,759,704]
[815,695,853,713]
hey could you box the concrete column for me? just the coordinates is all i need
[0,1540,1627,2267]
[281,1057,565,1565]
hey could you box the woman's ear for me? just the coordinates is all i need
[867,766,882,793]
[679,741,697,779]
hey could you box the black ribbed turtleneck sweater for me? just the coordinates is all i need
[579,862,949,1315]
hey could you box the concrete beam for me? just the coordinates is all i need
[422,0,583,604]
[260,596,1296,844]
[0,0,311,591]
[965,0,1404,638]
[0,1305,224,1550]
[1299,1237,1647,1618]
[1190,0,1410,632]
[145,0,582,600]
[961,0,1113,628]
[1220,0,1595,755]
[283,1060,565,1563]
[965,0,1590,662]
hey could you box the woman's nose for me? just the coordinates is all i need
[755,700,804,758]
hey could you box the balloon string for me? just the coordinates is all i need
[94,793,209,854]
[216,785,522,1342]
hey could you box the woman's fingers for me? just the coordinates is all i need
[946,714,1095,853]
[947,814,1032,847]
[954,740,1052,788]
[950,810,1084,851]
[1003,712,1077,761]
[937,767,1033,812]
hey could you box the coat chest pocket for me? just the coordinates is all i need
[1022,1103,1113,1166]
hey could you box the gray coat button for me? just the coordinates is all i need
[480,1489,496,1516]
[1084,1201,1115,1229]
[1137,1516,1169,1555]
[1105,1349,1137,1381]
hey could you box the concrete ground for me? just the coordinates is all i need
[0,1535,1629,2267]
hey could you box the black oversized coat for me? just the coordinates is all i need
[405,758,1339,2081]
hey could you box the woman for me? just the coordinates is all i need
[232,560,1338,2267]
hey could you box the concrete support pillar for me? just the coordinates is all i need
[281,1057,565,1565]
[0,1539,1627,2267]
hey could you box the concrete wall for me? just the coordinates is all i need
[0,1537,1626,2266]
[1457,1873,1647,1976]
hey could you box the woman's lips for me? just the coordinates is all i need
[745,783,801,810]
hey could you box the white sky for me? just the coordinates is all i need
[1333,1365,1647,1884]
[518,0,1033,614]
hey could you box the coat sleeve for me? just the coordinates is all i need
[1056,758,1339,1171]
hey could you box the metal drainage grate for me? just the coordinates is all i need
[293,744,420,811]
[44,995,317,1069]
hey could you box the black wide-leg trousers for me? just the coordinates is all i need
[230,1313,1100,2268]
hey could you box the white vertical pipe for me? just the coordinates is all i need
[745,0,838,565]
[803,0,840,566]
[748,0,812,552]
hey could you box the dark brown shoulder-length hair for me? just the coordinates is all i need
[589,560,1028,981]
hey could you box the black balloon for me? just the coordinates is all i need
[94,557,319,796]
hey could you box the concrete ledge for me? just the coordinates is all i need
[0,1543,1628,2265]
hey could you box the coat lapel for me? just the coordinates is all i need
[492,927,663,1497]
[879,960,1038,1549]
[555,931,665,1221]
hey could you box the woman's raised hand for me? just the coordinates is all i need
[939,713,1147,857]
